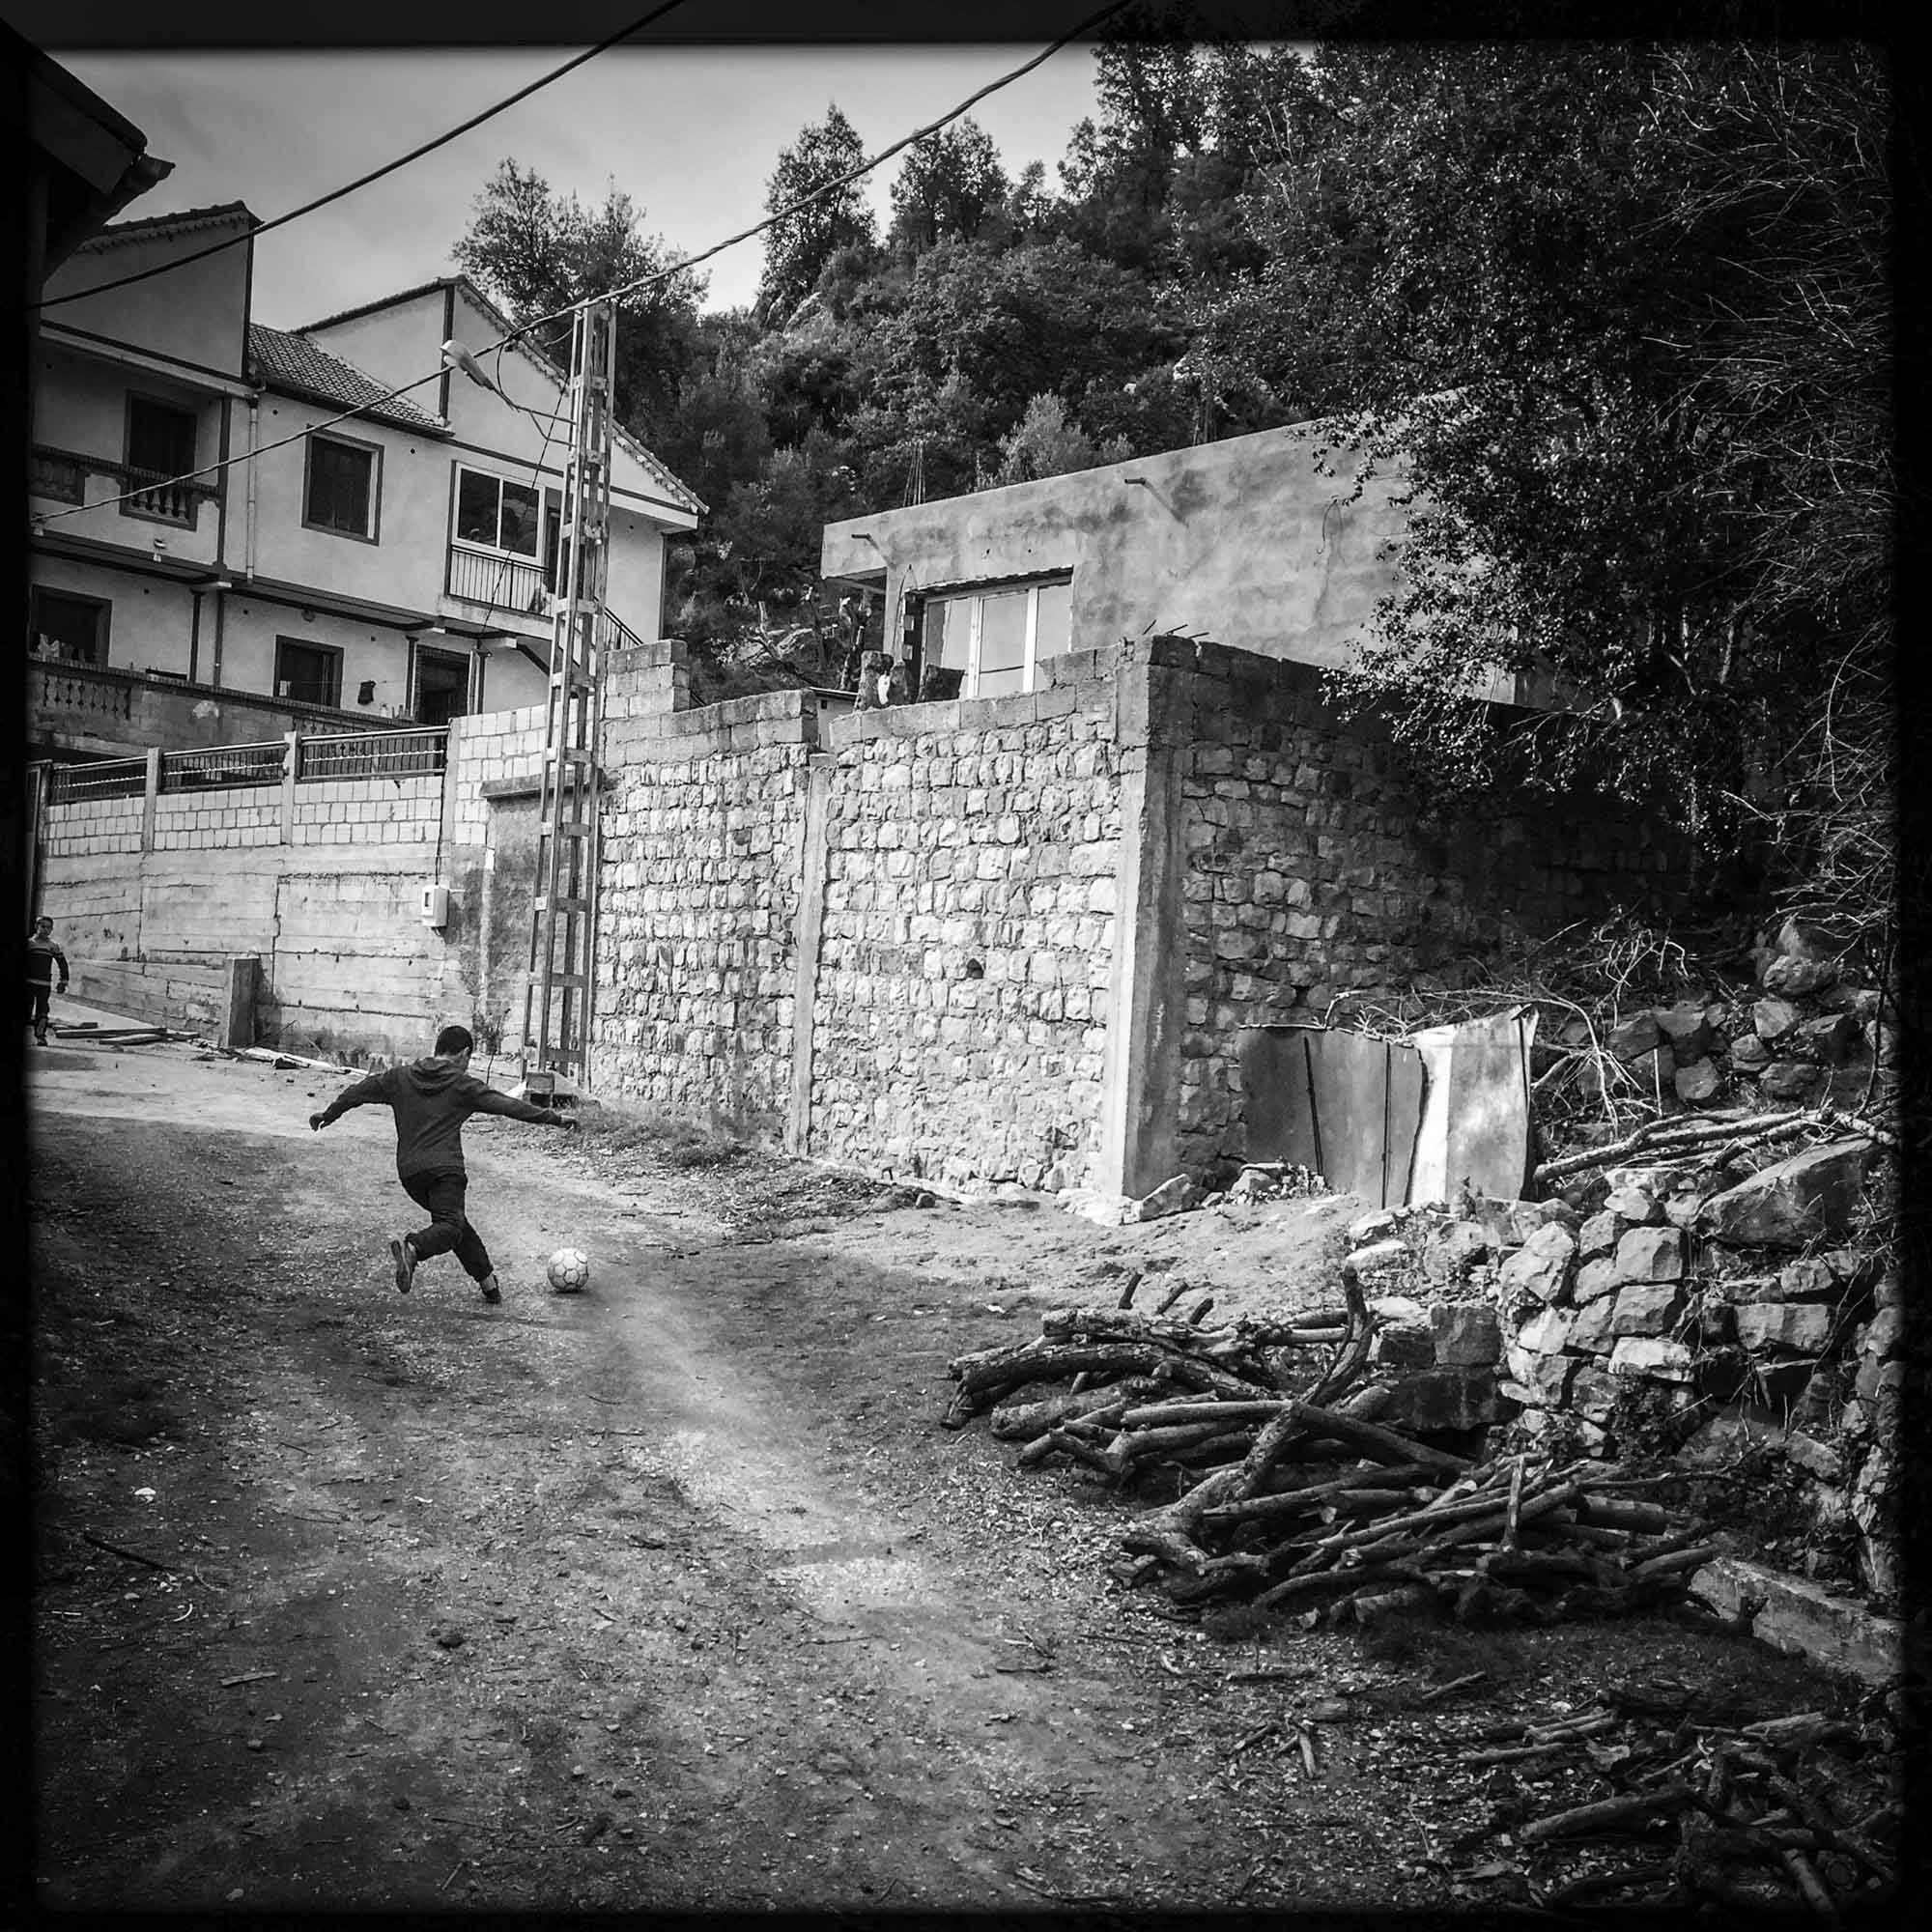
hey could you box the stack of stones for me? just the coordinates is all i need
[1335,1127,1897,1609]
[1555,917,1890,1121]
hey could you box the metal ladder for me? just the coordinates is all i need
[521,299,615,1092]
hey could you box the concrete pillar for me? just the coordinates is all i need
[1094,660,1191,1200]
[140,746,162,853]
[280,730,298,842]
[223,955,261,1050]
[786,753,835,1155]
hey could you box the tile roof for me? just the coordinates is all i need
[298,274,705,516]
[246,323,445,434]
[83,201,258,247]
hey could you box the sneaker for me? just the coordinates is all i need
[389,1236,416,1294]
[478,1277,502,1305]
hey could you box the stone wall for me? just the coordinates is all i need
[591,643,816,1139]
[810,661,1125,1189]
[583,636,1690,1197]
[1146,639,1686,1181]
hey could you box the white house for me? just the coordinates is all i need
[29,211,703,740]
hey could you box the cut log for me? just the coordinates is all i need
[1286,1399,1474,1474]
[1762,1775,1895,1887]
[1197,1462,1436,1532]
[1118,1399,1290,1429]
[1575,1496,1676,1533]
[1630,1542,1723,1582]
[951,1342,1178,1403]
[1779,1848,1842,1923]
[1520,1784,1694,1843]
[990,1379,1161,1440]
[1256,1560,1415,1609]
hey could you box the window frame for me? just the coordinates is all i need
[272,635,345,709]
[301,428,383,545]
[120,391,200,527]
[451,462,544,562]
[919,573,1073,700]
[410,640,472,726]
[30,585,112,666]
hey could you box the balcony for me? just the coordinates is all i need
[31,444,220,530]
[28,658,426,762]
[445,542,551,623]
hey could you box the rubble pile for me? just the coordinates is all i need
[943,1267,1717,1628]
[1533,915,1892,1122]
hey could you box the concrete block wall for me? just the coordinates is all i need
[592,642,816,1138]
[450,702,548,844]
[291,777,442,846]
[36,729,492,1057]
[155,784,282,852]
[810,671,1124,1189]
[43,793,143,859]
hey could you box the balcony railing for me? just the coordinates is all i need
[29,446,87,504]
[298,728,447,780]
[31,659,133,724]
[30,444,219,527]
[49,758,147,804]
[46,727,454,807]
[167,743,288,790]
[446,543,550,618]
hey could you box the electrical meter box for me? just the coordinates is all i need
[420,883,450,928]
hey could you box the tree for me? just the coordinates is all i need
[453,159,706,440]
[1262,43,1895,935]
[756,105,878,326]
[990,392,1127,487]
[888,119,1009,257]
[885,238,1178,443]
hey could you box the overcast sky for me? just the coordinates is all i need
[54,43,1103,328]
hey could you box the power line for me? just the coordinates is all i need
[29,0,692,314]
[31,5,1128,530]
[502,0,1132,351]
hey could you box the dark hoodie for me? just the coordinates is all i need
[316,1054,565,1178]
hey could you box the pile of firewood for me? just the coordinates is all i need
[943,1264,1716,1625]
[1493,1702,1897,1914]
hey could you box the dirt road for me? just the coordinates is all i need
[26,1023,1839,1913]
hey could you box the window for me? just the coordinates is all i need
[918,577,1072,700]
[273,637,343,708]
[412,643,470,725]
[126,395,196,476]
[303,432,381,541]
[123,395,198,524]
[455,467,541,557]
[30,588,110,665]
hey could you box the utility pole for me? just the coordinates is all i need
[521,298,615,1094]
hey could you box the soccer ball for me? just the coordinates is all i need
[547,1247,590,1294]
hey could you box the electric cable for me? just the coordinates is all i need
[30,5,1127,530]
[28,0,692,313]
[498,0,1130,351]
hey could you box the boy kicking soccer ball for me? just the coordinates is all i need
[309,1023,576,1304]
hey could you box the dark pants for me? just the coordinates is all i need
[401,1169,494,1281]
[28,980,54,1038]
